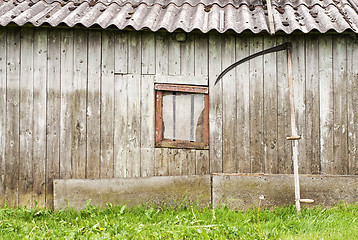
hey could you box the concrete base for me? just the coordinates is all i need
[54,175,211,209]
[54,174,358,210]
[212,174,358,210]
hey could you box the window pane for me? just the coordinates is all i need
[162,92,205,142]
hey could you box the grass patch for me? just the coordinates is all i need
[0,203,357,239]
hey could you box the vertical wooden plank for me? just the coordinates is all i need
[305,35,320,174]
[19,28,34,207]
[114,74,128,178]
[194,33,208,77]
[87,31,101,179]
[291,36,306,174]
[333,36,348,175]
[319,35,334,174]
[60,29,74,179]
[128,31,141,74]
[141,32,155,75]
[155,32,169,75]
[127,74,141,177]
[72,30,87,179]
[222,34,237,173]
[5,28,20,207]
[236,36,251,173]
[263,36,278,174]
[115,31,128,74]
[181,33,195,76]
[209,33,223,173]
[33,28,47,207]
[348,36,358,175]
[0,29,6,206]
[140,75,155,177]
[195,150,209,175]
[169,149,181,175]
[249,36,264,173]
[168,34,180,76]
[154,148,169,176]
[46,29,61,208]
[276,36,292,174]
[100,30,115,179]
[181,149,196,175]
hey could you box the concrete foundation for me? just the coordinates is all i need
[54,174,358,210]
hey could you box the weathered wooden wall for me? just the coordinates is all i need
[0,26,357,208]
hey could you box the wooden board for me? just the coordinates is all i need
[5,28,21,207]
[236,37,251,173]
[276,36,292,174]
[194,33,208,77]
[19,28,34,207]
[154,148,169,176]
[100,30,115,179]
[222,34,237,173]
[305,35,320,174]
[72,29,87,179]
[263,37,278,174]
[196,150,209,175]
[181,33,194,76]
[155,32,169,75]
[168,34,181,76]
[208,33,223,173]
[86,30,101,179]
[32,28,47,207]
[141,32,155,75]
[0,27,6,206]
[319,35,334,174]
[332,35,348,175]
[46,29,61,208]
[60,29,74,179]
[140,75,155,177]
[128,31,141,74]
[249,36,264,173]
[114,31,128,74]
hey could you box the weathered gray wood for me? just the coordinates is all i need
[100,30,115,178]
[0,28,6,206]
[72,29,87,179]
[155,32,169,75]
[33,28,47,207]
[141,32,155,75]
[5,28,21,207]
[249,36,264,173]
[181,33,194,76]
[168,35,181,76]
[154,75,208,86]
[140,75,155,177]
[60,29,74,179]
[319,35,334,174]
[154,148,169,176]
[263,37,278,174]
[19,28,34,207]
[222,34,237,173]
[276,36,292,174]
[114,31,128,74]
[86,31,101,179]
[114,74,128,178]
[196,150,209,175]
[291,36,306,175]
[127,74,141,177]
[236,37,251,173]
[194,33,208,77]
[347,36,358,175]
[209,33,223,173]
[46,29,61,208]
[128,31,141,74]
[169,149,182,175]
[305,35,320,174]
[333,36,348,175]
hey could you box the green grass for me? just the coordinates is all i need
[0,202,357,239]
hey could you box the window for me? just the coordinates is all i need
[155,84,209,149]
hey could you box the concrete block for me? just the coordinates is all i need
[54,175,211,209]
[212,174,358,209]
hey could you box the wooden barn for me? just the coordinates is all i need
[0,0,358,209]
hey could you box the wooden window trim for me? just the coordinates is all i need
[155,84,209,150]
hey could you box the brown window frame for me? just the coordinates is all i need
[155,83,209,150]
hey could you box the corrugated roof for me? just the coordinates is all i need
[0,0,357,33]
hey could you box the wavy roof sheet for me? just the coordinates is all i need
[0,0,357,33]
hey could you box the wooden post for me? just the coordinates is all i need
[287,44,301,214]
